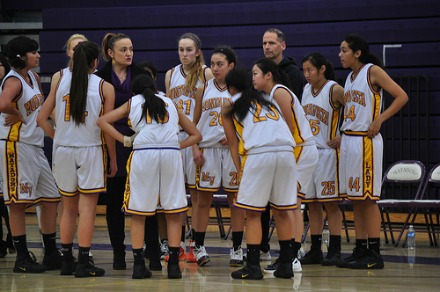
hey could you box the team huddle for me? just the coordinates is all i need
[0,28,408,280]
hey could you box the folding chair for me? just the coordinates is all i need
[408,163,440,247]
[377,160,426,247]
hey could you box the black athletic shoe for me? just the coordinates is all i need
[231,265,264,280]
[74,262,105,277]
[42,249,63,270]
[346,249,384,270]
[336,247,367,268]
[60,257,76,275]
[149,260,162,271]
[273,262,293,279]
[13,252,46,273]
[321,247,342,266]
[263,258,280,274]
[299,249,323,265]
[167,264,182,279]
[132,263,152,279]
[113,251,126,270]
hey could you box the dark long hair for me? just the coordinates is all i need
[131,74,166,124]
[70,41,100,125]
[254,58,290,88]
[344,34,383,68]
[302,52,336,81]
[225,66,277,122]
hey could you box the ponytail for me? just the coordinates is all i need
[344,34,383,68]
[70,41,100,125]
[131,74,166,124]
[302,52,336,81]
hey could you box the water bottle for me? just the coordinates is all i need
[407,225,416,249]
[407,247,416,267]
[322,221,330,248]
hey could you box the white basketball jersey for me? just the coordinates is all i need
[167,64,206,121]
[129,94,180,148]
[54,68,105,147]
[197,79,231,148]
[267,84,315,146]
[0,70,45,146]
[302,80,341,149]
[231,93,295,155]
[341,63,383,133]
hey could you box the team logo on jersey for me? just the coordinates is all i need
[20,183,33,197]
[201,172,215,186]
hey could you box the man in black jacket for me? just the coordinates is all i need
[259,28,306,274]
[262,28,305,99]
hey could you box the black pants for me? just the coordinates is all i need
[106,176,127,253]
[105,176,161,260]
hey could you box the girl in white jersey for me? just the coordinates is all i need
[192,46,246,267]
[252,58,318,274]
[223,67,297,280]
[164,33,213,262]
[0,36,60,273]
[300,53,345,266]
[38,41,117,277]
[337,34,408,269]
[98,74,201,279]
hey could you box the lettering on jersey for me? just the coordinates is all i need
[24,94,44,116]
[168,85,197,100]
[303,104,329,126]
[344,90,366,106]
[20,183,33,197]
[201,172,215,186]
[364,161,372,188]
[7,152,17,193]
[202,97,228,112]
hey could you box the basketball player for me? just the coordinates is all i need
[252,59,318,275]
[223,67,297,280]
[37,41,116,277]
[337,34,408,269]
[191,46,245,267]
[97,74,201,279]
[0,36,61,273]
[164,32,213,263]
[300,52,345,266]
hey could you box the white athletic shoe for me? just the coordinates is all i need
[260,251,272,261]
[292,258,303,273]
[195,246,210,266]
[229,247,244,267]
[160,240,169,260]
